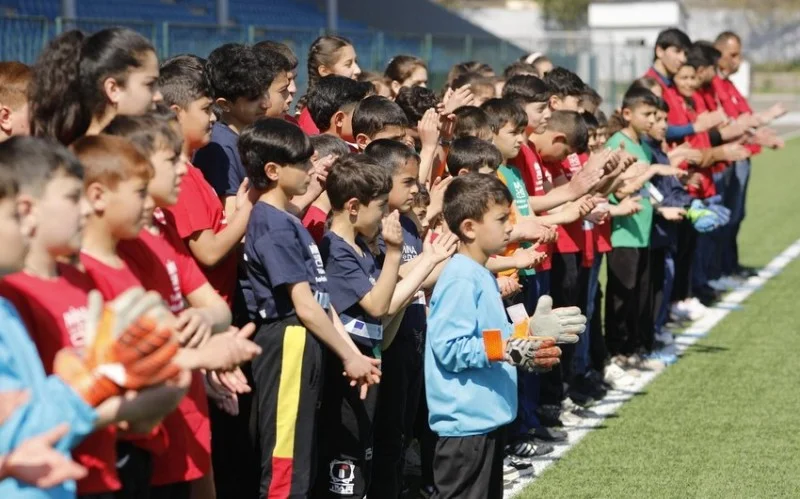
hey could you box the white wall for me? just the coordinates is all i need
[588,1,685,29]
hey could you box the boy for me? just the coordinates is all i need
[364,139,458,498]
[253,40,299,115]
[158,54,247,307]
[0,61,31,141]
[0,137,189,499]
[252,43,294,119]
[303,134,351,244]
[543,67,585,113]
[352,95,410,149]
[452,106,493,141]
[447,136,503,177]
[307,75,373,147]
[426,173,571,497]
[238,118,380,498]
[193,43,272,215]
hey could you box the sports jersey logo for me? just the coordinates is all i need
[165,260,183,313]
[62,306,87,348]
[328,459,355,495]
[402,244,418,262]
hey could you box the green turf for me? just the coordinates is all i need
[519,139,800,499]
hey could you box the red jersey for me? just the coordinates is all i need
[163,162,238,305]
[302,204,328,244]
[710,75,761,156]
[511,143,553,271]
[0,265,120,494]
[118,210,212,485]
[297,107,320,136]
[545,154,584,254]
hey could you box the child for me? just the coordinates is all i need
[0,137,189,499]
[522,53,554,78]
[447,136,504,177]
[452,106,494,141]
[253,40,299,110]
[157,54,247,307]
[364,139,458,498]
[352,95,410,149]
[426,173,565,497]
[385,55,429,97]
[237,118,380,497]
[297,35,362,134]
[358,72,393,99]
[0,61,31,141]
[192,43,272,213]
[445,61,494,89]
[252,41,295,119]
[502,74,552,137]
[29,28,161,145]
[302,134,351,243]
[543,67,585,113]
[451,73,496,107]
[395,86,440,150]
[307,75,373,147]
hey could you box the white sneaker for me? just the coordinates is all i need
[670,302,691,321]
[683,298,708,321]
[560,410,583,427]
[604,363,637,389]
[654,330,674,345]
[503,458,521,484]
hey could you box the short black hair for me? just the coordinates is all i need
[413,185,430,208]
[0,136,82,196]
[582,111,599,132]
[581,86,602,108]
[103,106,183,158]
[655,28,692,58]
[252,43,292,85]
[447,137,503,176]
[688,41,721,68]
[158,54,212,108]
[543,67,585,99]
[327,154,393,210]
[352,95,409,139]
[595,109,608,127]
[480,98,528,133]
[622,86,660,112]
[547,110,588,153]
[207,43,272,102]
[503,61,538,79]
[452,106,492,139]
[307,75,373,132]
[654,96,669,113]
[502,75,551,105]
[443,173,511,240]
[253,40,298,70]
[310,134,350,160]
[238,117,314,190]
[364,139,419,174]
[395,86,439,124]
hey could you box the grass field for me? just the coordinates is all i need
[518,139,800,498]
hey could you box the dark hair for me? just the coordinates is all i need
[582,111,599,132]
[0,158,19,200]
[447,137,503,176]
[158,54,211,108]
[307,35,354,91]
[581,86,602,108]
[452,106,491,139]
[327,154,393,210]
[358,71,392,94]
[29,28,156,145]
[688,41,721,68]
[654,96,669,113]
[395,86,439,124]
[622,86,659,111]
[451,72,495,94]
[103,105,183,158]
[480,98,528,133]
[630,76,661,94]
[502,75,550,105]
[364,139,419,174]
[595,109,608,127]
[655,28,692,59]
[413,185,430,208]
[714,31,740,47]
[253,40,298,70]
[531,55,552,77]
[238,118,314,190]
[543,67,585,99]
[207,43,270,102]
[309,134,350,159]
[503,61,538,79]
[0,136,83,196]
[446,61,494,87]
[385,55,427,84]
[443,173,511,239]
[352,96,409,139]
[0,61,32,109]
[547,110,588,153]
[307,75,372,132]
[252,43,292,86]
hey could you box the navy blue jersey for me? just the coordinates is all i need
[321,232,382,353]
[193,122,246,198]
[243,202,329,321]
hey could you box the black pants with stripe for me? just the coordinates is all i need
[432,428,505,499]
[312,344,379,499]
[251,317,324,498]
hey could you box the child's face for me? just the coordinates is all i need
[178,96,215,152]
[355,194,389,239]
[472,201,512,256]
[229,93,270,128]
[657,45,687,76]
[94,176,150,240]
[327,45,361,80]
[148,146,187,207]
[275,160,313,197]
[265,71,292,118]
[587,130,598,152]
[674,65,698,98]
[524,101,551,135]
[649,110,668,141]
[372,125,407,144]
[389,158,420,213]
[411,202,427,223]
[625,103,657,135]
[0,102,31,140]
[114,50,161,117]
[0,197,28,275]
[595,127,608,148]
[32,173,88,258]
[493,122,525,160]
[403,66,428,88]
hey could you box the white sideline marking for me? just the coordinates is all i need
[507,237,800,497]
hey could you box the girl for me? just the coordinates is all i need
[29,28,161,145]
[296,35,361,135]
[384,55,428,98]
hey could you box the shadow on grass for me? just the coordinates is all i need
[683,344,729,355]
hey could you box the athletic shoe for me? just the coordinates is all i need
[735,265,759,278]
[670,302,692,321]
[564,397,601,419]
[530,426,568,443]
[503,459,520,484]
[654,330,674,346]
[505,457,534,478]
[604,362,637,389]
[708,277,738,292]
[695,285,722,306]
[536,404,563,428]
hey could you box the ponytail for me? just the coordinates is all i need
[297,35,353,113]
